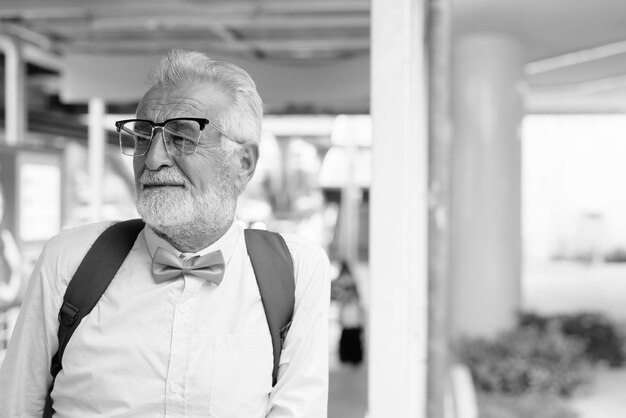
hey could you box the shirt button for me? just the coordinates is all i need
[178,304,189,313]
[170,382,183,393]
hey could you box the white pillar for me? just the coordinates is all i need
[370,0,429,416]
[450,33,524,338]
[88,97,106,222]
[1,36,26,145]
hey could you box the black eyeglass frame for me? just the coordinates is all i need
[114,117,241,157]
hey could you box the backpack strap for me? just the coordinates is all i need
[244,229,295,386]
[44,219,145,418]
[44,222,294,417]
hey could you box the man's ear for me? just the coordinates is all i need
[235,143,259,192]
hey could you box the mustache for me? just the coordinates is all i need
[138,169,188,187]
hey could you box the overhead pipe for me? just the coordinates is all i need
[0,35,26,145]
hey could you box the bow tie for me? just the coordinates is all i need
[152,247,225,285]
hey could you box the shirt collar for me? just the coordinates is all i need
[144,222,242,267]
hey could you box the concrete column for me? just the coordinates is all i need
[370,0,429,416]
[1,36,26,145]
[450,33,524,338]
[88,97,106,221]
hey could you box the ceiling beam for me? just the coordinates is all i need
[207,25,254,53]
[0,31,61,72]
[0,1,248,18]
[530,73,626,95]
[0,22,56,50]
[42,15,370,33]
[0,0,369,19]
[22,43,62,71]
[526,39,626,74]
[65,37,370,54]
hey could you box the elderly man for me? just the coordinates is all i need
[0,50,330,417]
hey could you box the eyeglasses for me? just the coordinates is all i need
[114,117,240,157]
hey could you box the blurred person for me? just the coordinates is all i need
[335,261,364,366]
[0,184,21,311]
[0,50,330,417]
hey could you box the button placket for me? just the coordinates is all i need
[165,282,194,416]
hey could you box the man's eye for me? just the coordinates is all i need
[169,134,195,150]
[169,133,191,142]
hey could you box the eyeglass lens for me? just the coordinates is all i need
[118,120,202,156]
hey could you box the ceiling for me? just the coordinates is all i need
[2,0,626,113]
[0,0,370,63]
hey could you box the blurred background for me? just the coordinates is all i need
[1,1,626,417]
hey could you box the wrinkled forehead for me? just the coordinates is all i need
[136,84,231,122]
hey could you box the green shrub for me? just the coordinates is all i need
[604,247,626,263]
[456,326,591,397]
[520,311,625,367]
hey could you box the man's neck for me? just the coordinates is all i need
[149,222,231,253]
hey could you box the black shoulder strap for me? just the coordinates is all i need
[44,219,145,418]
[244,229,295,386]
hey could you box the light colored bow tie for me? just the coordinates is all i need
[152,247,225,285]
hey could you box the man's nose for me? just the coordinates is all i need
[143,129,173,170]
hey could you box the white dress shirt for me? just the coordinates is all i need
[0,221,330,418]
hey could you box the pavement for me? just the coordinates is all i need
[328,300,368,418]
[567,368,626,418]
[329,365,368,418]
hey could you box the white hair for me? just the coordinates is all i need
[146,49,263,146]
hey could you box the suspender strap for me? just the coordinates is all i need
[244,229,295,386]
[44,219,145,418]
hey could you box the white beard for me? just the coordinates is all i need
[135,166,237,243]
